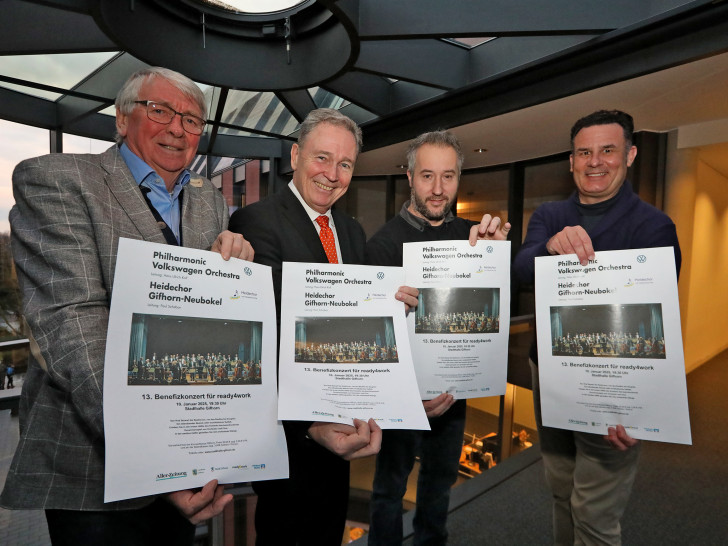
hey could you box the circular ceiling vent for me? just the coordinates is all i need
[95,0,358,90]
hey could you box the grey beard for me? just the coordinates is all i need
[411,190,453,222]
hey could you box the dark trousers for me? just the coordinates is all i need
[45,497,195,546]
[253,425,350,546]
[369,399,466,546]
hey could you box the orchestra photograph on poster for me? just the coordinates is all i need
[126,313,263,385]
[549,303,667,359]
[414,287,500,334]
[293,316,399,364]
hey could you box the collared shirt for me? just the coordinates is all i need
[288,180,343,262]
[399,200,456,231]
[119,143,190,244]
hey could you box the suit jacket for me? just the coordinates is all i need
[227,184,366,543]
[1,146,228,511]
[228,183,367,322]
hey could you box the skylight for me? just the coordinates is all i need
[196,0,308,14]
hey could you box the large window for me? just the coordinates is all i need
[457,168,510,223]
[522,158,573,240]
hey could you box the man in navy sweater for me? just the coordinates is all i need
[513,110,681,545]
[367,131,509,545]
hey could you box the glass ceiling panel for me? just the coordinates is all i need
[443,37,496,49]
[216,126,275,137]
[284,99,377,142]
[338,103,377,126]
[198,0,308,14]
[0,81,62,102]
[220,89,299,136]
[189,155,249,178]
[201,84,222,122]
[309,87,349,110]
[0,52,119,101]
[99,105,116,116]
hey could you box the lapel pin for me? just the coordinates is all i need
[190,176,204,188]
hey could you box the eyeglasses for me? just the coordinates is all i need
[134,100,206,135]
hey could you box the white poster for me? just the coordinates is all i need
[403,240,511,399]
[103,238,288,502]
[535,247,691,444]
[278,262,429,430]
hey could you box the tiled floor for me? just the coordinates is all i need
[0,375,51,546]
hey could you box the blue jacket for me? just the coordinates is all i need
[513,182,680,364]
[513,181,681,284]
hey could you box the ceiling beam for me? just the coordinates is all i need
[360,2,728,150]
[356,40,467,88]
[69,53,148,103]
[353,0,648,39]
[65,111,117,143]
[57,97,108,128]
[0,0,116,55]
[389,80,445,112]
[468,36,596,83]
[57,54,148,126]
[203,87,229,156]
[277,90,317,122]
[0,87,58,129]
[0,75,104,102]
[323,72,393,116]
[207,133,286,159]
[24,0,95,12]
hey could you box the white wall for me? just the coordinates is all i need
[665,132,728,372]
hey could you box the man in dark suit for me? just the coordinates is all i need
[0,67,253,545]
[229,108,418,545]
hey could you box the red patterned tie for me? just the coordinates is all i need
[316,215,339,264]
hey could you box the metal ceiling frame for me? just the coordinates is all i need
[0,0,726,160]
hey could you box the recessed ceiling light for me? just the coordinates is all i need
[396,164,407,169]
[474,148,488,153]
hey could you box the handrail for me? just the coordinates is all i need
[509,314,535,324]
[0,338,29,350]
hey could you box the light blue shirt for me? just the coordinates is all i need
[119,143,190,244]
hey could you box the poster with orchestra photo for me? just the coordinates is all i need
[278,261,429,430]
[403,239,511,399]
[535,246,691,445]
[103,239,288,502]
